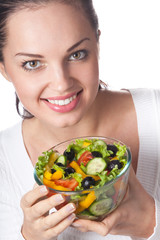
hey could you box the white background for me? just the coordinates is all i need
[0,0,160,131]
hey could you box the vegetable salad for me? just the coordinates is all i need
[35,138,128,220]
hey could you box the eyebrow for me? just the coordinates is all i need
[67,37,90,52]
[15,53,44,58]
[15,38,90,58]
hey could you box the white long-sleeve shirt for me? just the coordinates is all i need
[0,88,160,240]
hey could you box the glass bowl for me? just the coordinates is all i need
[34,136,131,221]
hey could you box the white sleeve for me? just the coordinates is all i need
[130,88,160,240]
[148,89,160,239]
[17,234,26,240]
[0,188,25,240]
[148,199,160,240]
[0,147,25,240]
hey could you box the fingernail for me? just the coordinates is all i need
[72,222,82,228]
[68,213,76,221]
[66,203,75,212]
[54,194,64,203]
[40,186,48,193]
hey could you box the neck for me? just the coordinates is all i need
[36,107,99,145]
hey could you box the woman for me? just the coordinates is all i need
[0,0,159,239]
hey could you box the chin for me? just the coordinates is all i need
[52,113,83,129]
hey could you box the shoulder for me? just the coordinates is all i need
[99,88,133,105]
[97,89,139,170]
[96,89,138,141]
[98,88,135,121]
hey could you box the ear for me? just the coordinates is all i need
[98,29,101,37]
[0,62,11,82]
[96,30,101,58]
[97,29,101,40]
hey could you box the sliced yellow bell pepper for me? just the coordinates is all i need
[44,170,52,180]
[48,151,59,168]
[75,205,86,214]
[70,161,87,178]
[43,177,71,191]
[70,161,100,181]
[111,156,118,160]
[45,151,59,172]
[82,141,91,148]
[79,191,96,209]
[90,175,100,181]
[51,170,63,180]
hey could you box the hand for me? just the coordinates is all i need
[72,167,156,238]
[20,185,76,240]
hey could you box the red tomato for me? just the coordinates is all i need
[54,178,79,191]
[77,151,93,166]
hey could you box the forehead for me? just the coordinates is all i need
[5,3,94,55]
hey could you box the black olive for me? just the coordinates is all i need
[107,160,122,171]
[63,148,75,162]
[51,168,56,174]
[64,167,75,177]
[55,162,65,167]
[91,151,102,158]
[81,176,96,190]
[107,144,118,157]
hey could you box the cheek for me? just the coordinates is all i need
[8,73,41,108]
[13,78,35,98]
[4,64,32,98]
[84,59,99,89]
[74,58,99,88]
[5,68,42,104]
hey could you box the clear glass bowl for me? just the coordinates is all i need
[34,136,131,221]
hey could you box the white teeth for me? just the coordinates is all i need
[47,94,77,106]
[64,98,70,105]
[58,100,63,106]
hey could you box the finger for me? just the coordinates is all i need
[45,213,76,239]
[31,194,65,218]
[72,205,125,236]
[21,185,48,209]
[42,202,76,230]
[72,219,110,236]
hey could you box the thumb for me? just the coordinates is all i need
[33,183,39,189]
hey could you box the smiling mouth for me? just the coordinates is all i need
[44,90,82,106]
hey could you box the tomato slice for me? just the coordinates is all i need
[54,178,79,191]
[77,151,93,166]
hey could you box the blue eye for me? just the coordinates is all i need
[69,50,88,61]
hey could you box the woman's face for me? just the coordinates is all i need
[1,3,99,128]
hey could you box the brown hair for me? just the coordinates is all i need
[0,0,99,118]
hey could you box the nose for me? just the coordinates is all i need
[48,62,73,92]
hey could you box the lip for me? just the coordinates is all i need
[46,92,78,101]
[42,90,82,113]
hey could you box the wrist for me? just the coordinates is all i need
[142,196,156,238]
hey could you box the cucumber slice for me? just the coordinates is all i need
[86,157,107,175]
[76,149,86,160]
[98,186,116,199]
[77,210,98,220]
[96,186,116,200]
[56,155,67,166]
[94,140,107,148]
[106,186,116,197]
[89,198,113,216]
